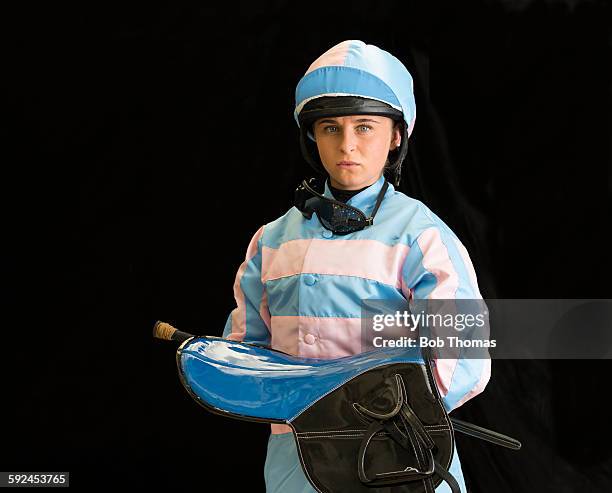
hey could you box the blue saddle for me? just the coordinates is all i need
[160,329,519,492]
[177,336,424,423]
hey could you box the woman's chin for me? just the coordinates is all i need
[330,171,362,189]
[337,178,377,191]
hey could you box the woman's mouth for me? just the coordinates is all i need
[337,161,359,168]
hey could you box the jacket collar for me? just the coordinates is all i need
[323,174,393,213]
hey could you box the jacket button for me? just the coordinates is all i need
[303,274,316,286]
[304,333,316,345]
[322,229,333,238]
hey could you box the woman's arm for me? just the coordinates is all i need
[222,225,272,346]
[401,226,491,412]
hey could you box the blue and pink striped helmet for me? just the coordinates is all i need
[294,40,417,185]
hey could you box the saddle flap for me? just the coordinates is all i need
[291,363,455,493]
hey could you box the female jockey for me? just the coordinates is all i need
[222,39,490,493]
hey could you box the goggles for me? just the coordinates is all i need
[294,178,389,235]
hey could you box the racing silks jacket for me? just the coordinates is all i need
[222,174,491,426]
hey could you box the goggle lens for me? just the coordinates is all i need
[294,178,387,235]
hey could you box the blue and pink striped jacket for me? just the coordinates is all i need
[222,174,491,434]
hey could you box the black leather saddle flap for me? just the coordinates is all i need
[290,362,454,493]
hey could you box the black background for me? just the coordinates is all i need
[6,1,612,492]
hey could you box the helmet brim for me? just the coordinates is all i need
[297,96,404,130]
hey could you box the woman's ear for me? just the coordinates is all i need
[392,122,401,149]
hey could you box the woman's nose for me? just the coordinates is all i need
[339,129,357,153]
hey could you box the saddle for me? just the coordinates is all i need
[154,322,520,493]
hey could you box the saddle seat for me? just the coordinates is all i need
[178,336,424,423]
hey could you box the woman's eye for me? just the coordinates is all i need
[323,125,371,133]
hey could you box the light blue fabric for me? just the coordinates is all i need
[264,432,467,493]
[294,40,417,140]
[264,433,318,493]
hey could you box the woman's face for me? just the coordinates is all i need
[312,115,401,190]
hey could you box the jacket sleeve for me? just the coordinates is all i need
[400,226,491,412]
[221,225,272,346]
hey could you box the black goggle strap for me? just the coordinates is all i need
[294,180,318,218]
[368,180,390,224]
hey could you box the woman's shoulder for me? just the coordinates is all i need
[258,206,305,248]
[383,190,461,245]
